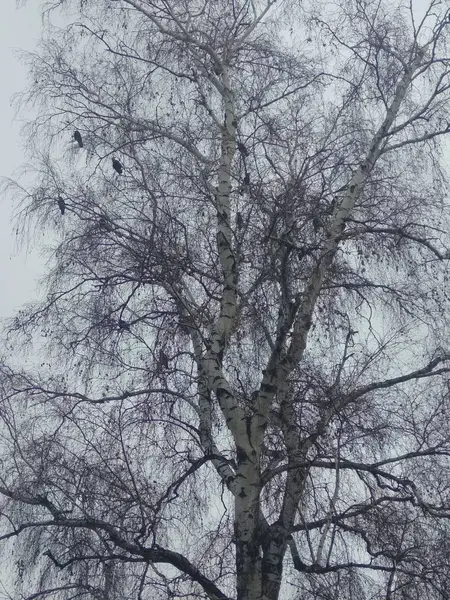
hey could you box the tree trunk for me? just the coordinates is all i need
[235,442,263,600]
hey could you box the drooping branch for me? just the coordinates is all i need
[0,487,232,600]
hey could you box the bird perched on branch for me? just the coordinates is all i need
[239,171,250,196]
[312,215,323,232]
[98,215,113,232]
[237,142,249,157]
[73,130,83,148]
[159,350,170,370]
[57,196,66,215]
[118,319,130,330]
[112,157,123,175]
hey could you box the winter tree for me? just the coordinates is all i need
[3,0,450,598]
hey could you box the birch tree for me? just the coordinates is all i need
[3,0,450,599]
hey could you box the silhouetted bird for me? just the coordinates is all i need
[57,196,66,215]
[179,321,190,335]
[236,212,244,229]
[98,215,113,232]
[112,158,123,175]
[237,142,249,157]
[312,215,322,232]
[239,172,250,196]
[118,319,130,330]
[159,350,169,369]
[73,130,83,148]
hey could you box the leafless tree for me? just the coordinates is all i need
[2,0,450,599]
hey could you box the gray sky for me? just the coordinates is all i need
[0,2,44,320]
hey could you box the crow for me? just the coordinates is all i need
[112,158,123,175]
[73,130,83,148]
[118,319,130,330]
[98,215,113,232]
[312,215,322,232]
[236,212,244,229]
[239,172,250,196]
[237,142,249,157]
[57,196,66,215]
[159,350,169,369]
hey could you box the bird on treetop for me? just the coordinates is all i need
[112,157,123,175]
[57,197,66,215]
[73,130,83,148]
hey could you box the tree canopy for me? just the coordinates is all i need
[3,1,450,599]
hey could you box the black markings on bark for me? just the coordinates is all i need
[236,446,247,464]
[261,382,277,395]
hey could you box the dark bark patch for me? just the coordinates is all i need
[236,446,247,463]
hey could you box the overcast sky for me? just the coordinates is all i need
[0,2,44,321]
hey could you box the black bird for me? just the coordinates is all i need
[57,196,66,215]
[112,157,123,175]
[312,215,323,232]
[73,130,83,148]
[179,321,190,335]
[237,142,249,157]
[98,215,113,232]
[236,212,244,229]
[239,172,250,196]
[159,350,169,369]
[118,319,130,330]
